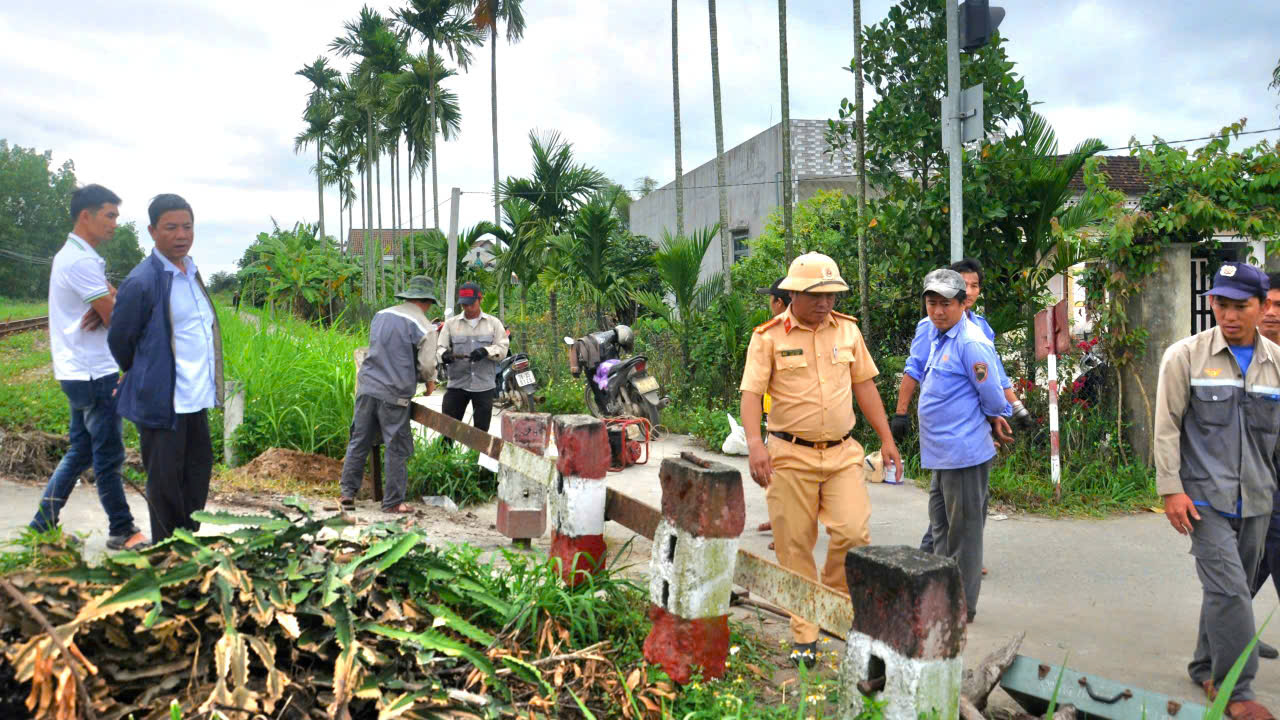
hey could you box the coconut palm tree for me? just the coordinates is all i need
[777,0,794,261]
[295,57,341,241]
[472,0,526,228]
[671,0,685,238]
[707,0,731,291]
[396,0,481,231]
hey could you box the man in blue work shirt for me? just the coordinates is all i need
[913,269,1011,622]
[892,258,1026,557]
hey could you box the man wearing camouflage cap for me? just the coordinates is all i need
[740,252,902,665]
[339,276,440,514]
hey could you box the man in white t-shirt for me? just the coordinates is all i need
[28,184,148,550]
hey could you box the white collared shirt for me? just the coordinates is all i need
[48,233,119,381]
[155,250,217,413]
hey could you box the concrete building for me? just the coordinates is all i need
[629,119,869,279]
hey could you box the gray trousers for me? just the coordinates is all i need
[929,460,991,621]
[1187,510,1268,702]
[339,395,413,509]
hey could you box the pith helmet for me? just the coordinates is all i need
[396,276,439,303]
[777,252,849,293]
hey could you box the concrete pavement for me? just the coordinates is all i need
[5,396,1279,709]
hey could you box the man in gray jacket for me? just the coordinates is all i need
[339,276,439,513]
[439,282,509,436]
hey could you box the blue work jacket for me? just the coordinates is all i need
[916,315,1011,470]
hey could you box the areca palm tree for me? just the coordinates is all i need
[547,191,649,327]
[777,0,794,261]
[396,0,481,231]
[671,0,685,238]
[322,147,357,250]
[634,225,725,367]
[707,0,732,291]
[331,6,405,300]
[472,0,526,229]
[295,57,341,241]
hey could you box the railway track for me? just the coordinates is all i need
[0,316,49,339]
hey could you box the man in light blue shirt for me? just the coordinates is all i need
[913,269,1010,622]
[110,194,223,541]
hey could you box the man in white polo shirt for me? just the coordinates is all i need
[28,184,148,550]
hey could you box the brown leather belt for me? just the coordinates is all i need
[769,430,854,450]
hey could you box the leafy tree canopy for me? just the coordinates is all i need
[0,140,78,299]
[101,222,145,284]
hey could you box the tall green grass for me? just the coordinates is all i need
[0,297,48,322]
[218,306,364,460]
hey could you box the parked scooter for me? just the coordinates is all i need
[565,325,668,429]
[495,351,539,412]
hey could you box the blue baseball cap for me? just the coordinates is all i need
[1203,262,1269,301]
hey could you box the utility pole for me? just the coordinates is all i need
[445,186,461,317]
[945,0,963,263]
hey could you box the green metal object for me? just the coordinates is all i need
[1000,655,1207,720]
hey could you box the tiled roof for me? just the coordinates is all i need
[346,229,419,255]
[1067,155,1149,195]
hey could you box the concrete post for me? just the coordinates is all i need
[222,380,245,467]
[548,415,610,586]
[497,412,551,545]
[1122,243,1191,465]
[642,456,745,685]
[840,546,966,720]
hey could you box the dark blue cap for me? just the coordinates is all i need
[1204,262,1269,301]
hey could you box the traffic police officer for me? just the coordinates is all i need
[739,252,902,665]
[439,282,509,434]
[1155,262,1280,719]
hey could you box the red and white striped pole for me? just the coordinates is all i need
[1048,293,1062,501]
[548,415,610,586]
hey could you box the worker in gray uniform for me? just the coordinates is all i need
[439,282,509,435]
[339,276,439,514]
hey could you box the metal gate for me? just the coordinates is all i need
[1191,257,1215,335]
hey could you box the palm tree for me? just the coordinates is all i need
[707,0,732,291]
[322,147,357,250]
[852,0,870,331]
[500,130,607,342]
[547,191,648,327]
[634,225,725,368]
[671,0,685,238]
[472,0,526,229]
[331,6,404,301]
[296,57,341,241]
[777,0,794,262]
[396,0,481,231]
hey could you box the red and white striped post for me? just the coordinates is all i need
[642,455,745,684]
[1047,296,1062,501]
[548,415,610,586]
[497,412,551,546]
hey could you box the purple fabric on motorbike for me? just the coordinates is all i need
[594,359,620,391]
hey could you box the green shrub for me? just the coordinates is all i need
[405,438,498,507]
[538,372,588,415]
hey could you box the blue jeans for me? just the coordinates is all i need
[30,373,136,537]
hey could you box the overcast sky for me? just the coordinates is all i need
[3,1,1277,276]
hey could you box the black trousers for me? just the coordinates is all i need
[1252,490,1280,601]
[442,388,495,435]
[139,410,213,542]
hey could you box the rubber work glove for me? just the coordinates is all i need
[889,413,911,443]
[441,349,455,365]
[469,348,488,362]
[1011,400,1035,430]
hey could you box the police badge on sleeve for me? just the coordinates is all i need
[973,362,988,383]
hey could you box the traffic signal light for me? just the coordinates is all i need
[958,0,1005,52]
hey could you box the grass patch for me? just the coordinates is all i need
[219,304,364,460]
[0,297,48,322]
[0,525,81,576]
[406,438,499,507]
[0,330,65,434]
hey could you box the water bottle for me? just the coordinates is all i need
[883,459,902,485]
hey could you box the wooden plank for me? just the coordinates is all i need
[604,488,661,541]
[410,400,504,460]
[733,550,854,638]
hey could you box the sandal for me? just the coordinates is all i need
[384,503,416,514]
[106,530,150,551]
[1227,700,1276,720]
[340,496,356,509]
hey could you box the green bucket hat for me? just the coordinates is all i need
[396,276,439,303]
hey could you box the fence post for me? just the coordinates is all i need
[548,415,610,585]
[498,412,551,547]
[642,455,744,685]
[222,380,245,467]
[839,546,966,720]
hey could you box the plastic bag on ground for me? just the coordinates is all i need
[721,414,748,455]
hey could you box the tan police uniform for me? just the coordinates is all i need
[740,262,878,645]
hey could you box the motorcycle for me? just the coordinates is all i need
[565,324,669,429]
[495,352,539,412]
